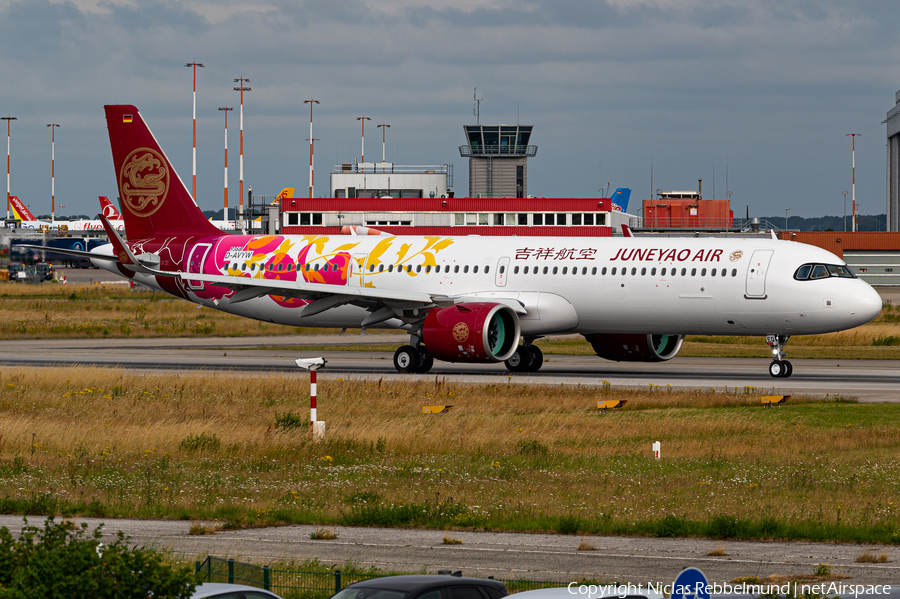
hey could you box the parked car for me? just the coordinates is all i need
[330,575,508,599]
[191,582,285,599]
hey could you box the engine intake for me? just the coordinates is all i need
[423,302,520,363]
[585,333,684,362]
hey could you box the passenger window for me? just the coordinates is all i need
[513,266,518,274]
[407,265,412,273]
[378,264,384,272]
[473,265,479,274]
[794,264,812,280]
[722,269,727,277]
[701,268,706,276]
[582,267,587,275]
[562,267,568,274]
[691,268,696,276]
[485,265,490,274]
[661,267,666,276]
[651,267,656,276]
[630,267,636,275]
[810,264,829,279]
[464,265,469,273]
[681,268,687,276]
[543,266,549,274]
[500,265,506,274]
[600,267,606,275]
[641,267,646,276]
[524,266,529,274]
[454,265,459,273]
[552,266,558,275]
[711,268,717,276]
[611,267,617,275]
[416,265,422,273]
[731,268,737,277]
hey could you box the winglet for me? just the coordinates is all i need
[99,213,168,276]
[621,224,634,238]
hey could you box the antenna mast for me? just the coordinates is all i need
[473,87,483,125]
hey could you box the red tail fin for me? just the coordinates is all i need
[10,196,36,221]
[105,105,221,239]
[98,196,123,220]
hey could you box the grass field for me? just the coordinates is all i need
[2,282,899,360]
[1,366,899,543]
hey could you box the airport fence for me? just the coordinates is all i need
[195,556,567,599]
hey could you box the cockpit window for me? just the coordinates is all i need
[794,263,856,281]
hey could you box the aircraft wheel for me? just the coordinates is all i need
[417,354,434,374]
[769,360,786,378]
[505,346,533,372]
[394,345,419,374]
[527,346,544,372]
[782,360,793,378]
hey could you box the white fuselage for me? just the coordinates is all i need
[93,234,882,337]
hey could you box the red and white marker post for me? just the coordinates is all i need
[295,358,326,440]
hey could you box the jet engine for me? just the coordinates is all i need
[422,302,520,363]
[584,333,684,362]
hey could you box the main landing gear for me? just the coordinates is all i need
[393,341,434,374]
[505,339,544,373]
[766,334,792,378]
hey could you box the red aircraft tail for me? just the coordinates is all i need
[98,196,123,220]
[9,196,37,221]
[104,105,220,239]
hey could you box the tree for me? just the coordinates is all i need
[0,518,196,598]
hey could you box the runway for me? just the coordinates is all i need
[1,335,898,402]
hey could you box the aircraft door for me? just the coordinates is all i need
[352,253,368,287]
[745,249,774,299]
[495,256,510,287]
[186,243,212,290]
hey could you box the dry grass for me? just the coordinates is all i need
[707,543,728,556]
[577,539,597,551]
[0,365,899,537]
[189,523,221,535]
[442,536,463,545]
[855,551,890,563]
[309,528,338,540]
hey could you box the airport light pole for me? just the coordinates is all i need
[2,116,15,219]
[356,116,370,167]
[303,99,319,198]
[234,77,251,231]
[846,133,860,233]
[47,124,60,224]
[185,62,204,202]
[306,137,319,199]
[218,107,233,222]
[785,207,790,232]
[377,123,390,174]
[843,191,848,232]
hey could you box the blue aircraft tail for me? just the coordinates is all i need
[610,188,631,212]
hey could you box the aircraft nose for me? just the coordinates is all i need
[851,283,883,325]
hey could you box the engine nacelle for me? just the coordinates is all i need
[585,333,684,362]
[423,302,520,363]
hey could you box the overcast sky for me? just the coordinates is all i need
[1,0,898,219]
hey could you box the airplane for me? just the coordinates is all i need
[60,197,126,233]
[9,196,52,228]
[610,188,631,213]
[39,105,883,379]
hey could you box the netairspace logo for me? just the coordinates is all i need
[566,582,893,598]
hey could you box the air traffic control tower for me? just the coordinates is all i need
[460,125,537,198]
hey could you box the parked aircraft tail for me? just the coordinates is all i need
[9,196,37,221]
[610,188,631,213]
[104,105,220,239]
[98,196,123,220]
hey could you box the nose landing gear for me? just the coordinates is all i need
[766,334,792,378]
